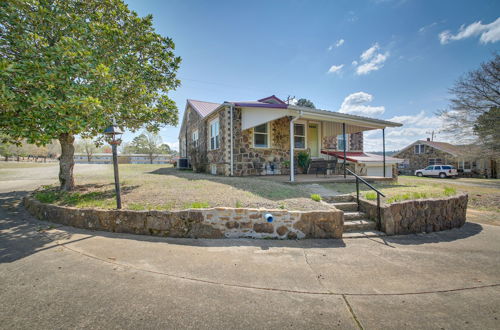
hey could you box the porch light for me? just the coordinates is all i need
[104,120,123,209]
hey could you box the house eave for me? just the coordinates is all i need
[287,105,402,129]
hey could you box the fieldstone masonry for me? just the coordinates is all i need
[359,194,468,235]
[24,196,344,239]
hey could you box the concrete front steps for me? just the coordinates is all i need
[325,194,386,238]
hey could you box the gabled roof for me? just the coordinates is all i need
[181,95,402,132]
[187,99,221,118]
[258,95,287,105]
[393,140,477,157]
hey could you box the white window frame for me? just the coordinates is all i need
[253,123,270,148]
[414,144,425,154]
[192,130,199,148]
[428,158,442,166]
[209,118,220,150]
[337,134,349,151]
[294,122,306,149]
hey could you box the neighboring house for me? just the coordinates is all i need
[74,153,172,164]
[178,95,402,179]
[393,139,499,178]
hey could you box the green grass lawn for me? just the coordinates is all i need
[34,164,330,211]
[321,175,499,211]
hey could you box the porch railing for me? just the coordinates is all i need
[346,168,385,230]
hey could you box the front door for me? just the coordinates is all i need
[307,123,319,157]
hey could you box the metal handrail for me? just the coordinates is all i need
[345,168,385,230]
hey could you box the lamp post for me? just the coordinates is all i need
[104,120,123,209]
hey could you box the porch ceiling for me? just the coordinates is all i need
[240,106,400,132]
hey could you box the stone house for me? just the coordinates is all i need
[178,95,402,180]
[393,139,499,178]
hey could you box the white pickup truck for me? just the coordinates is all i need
[415,165,458,178]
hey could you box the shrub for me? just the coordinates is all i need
[186,201,210,209]
[443,186,456,196]
[310,194,322,202]
[34,190,60,203]
[365,191,377,200]
[297,151,311,172]
[235,200,243,208]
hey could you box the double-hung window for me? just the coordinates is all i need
[337,134,348,151]
[253,123,269,148]
[192,130,199,148]
[428,158,442,165]
[414,144,425,154]
[209,119,219,150]
[294,123,305,149]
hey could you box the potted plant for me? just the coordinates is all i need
[297,151,311,174]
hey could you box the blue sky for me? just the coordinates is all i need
[123,0,499,151]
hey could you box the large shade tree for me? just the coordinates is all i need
[0,0,181,190]
[439,54,499,156]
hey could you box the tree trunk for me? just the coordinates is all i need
[59,133,75,191]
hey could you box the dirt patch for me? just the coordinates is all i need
[467,209,500,226]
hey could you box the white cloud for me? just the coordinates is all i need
[363,111,448,151]
[418,22,437,33]
[351,60,358,66]
[338,92,385,116]
[327,64,344,74]
[439,17,500,44]
[355,43,389,75]
[360,43,379,61]
[327,38,345,51]
[165,141,179,151]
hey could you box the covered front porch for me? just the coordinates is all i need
[238,103,403,181]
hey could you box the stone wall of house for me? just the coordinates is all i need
[395,144,458,173]
[205,107,228,175]
[183,105,208,172]
[359,194,468,235]
[322,132,363,151]
[232,111,292,176]
[23,196,344,239]
[230,108,365,176]
[349,132,363,151]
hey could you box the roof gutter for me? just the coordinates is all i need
[287,105,402,129]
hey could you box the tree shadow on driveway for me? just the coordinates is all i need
[0,190,94,263]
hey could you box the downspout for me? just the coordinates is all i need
[289,111,303,182]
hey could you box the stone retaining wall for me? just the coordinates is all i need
[23,196,343,239]
[359,194,468,235]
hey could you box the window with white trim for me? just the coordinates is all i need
[337,134,348,151]
[253,123,269,148]
[209,118,219,150]
[428,158,442,165]
[294,123,305,149]
[414,144,425,154]
[192,130,199,148]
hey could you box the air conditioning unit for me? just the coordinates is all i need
[178,158,190,169]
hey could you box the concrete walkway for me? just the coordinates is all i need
[1,165,499,329]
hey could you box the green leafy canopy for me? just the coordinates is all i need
[0,0,181,145]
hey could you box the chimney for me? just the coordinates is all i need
[426,138,430,141]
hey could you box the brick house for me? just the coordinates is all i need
[393,139,499,178]
[178,95,402,180]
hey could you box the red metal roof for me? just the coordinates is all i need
[187,99,221,117]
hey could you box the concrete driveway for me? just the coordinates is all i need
[1,164,499,329]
